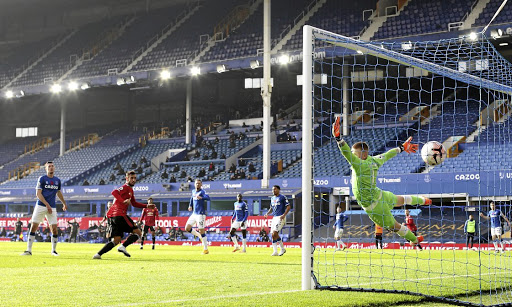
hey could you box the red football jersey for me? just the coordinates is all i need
[405,215,417,232]
[107,184,147,217]
[141,207,159,227]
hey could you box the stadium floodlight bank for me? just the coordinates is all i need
[302,25,512,306]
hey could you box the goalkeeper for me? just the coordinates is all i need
[332,117,430,246]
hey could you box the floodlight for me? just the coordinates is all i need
[191,66,201,76]
[356,50,364,55]
[160,70,171,80]
[401,41,412,51]
[216,64,226,73]
[5,90,13,99]
[278,54,290,65]
[68,81,79,91]
[17,90,25,98]
[50,84,62,93]
[469,32,478,41]
[116,78,126,86]
[80,83,90,90]
[250,60,259,69]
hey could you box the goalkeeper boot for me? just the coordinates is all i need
[424,198,432,206]
[410,235,424,247]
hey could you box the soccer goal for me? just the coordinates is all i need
[301,25,512,306]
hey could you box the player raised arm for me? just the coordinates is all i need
[479,212,490,220]
[332,117,361,165]
[374,137,418,166]
[500,211,511,227]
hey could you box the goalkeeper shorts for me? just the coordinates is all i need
[363,190,398,230]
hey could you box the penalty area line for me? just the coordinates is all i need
[104,289,303,306]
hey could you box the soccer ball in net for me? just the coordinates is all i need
[421,141,446,166]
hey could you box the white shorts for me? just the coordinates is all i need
[186,214,206,229]
[231,220,247,230]
[32,204,58,225]
[491,227,502,237]
[271,216,285,233]
[335,228,344,238]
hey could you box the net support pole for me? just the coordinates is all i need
[261,0,271,189]
[185,78,192,144]
[60,99,66,156]
[302,24,313,291]
[342,73,349,136]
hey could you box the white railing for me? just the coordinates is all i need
[363,9,374,21]
[271,0,322,47]
[176,59,187,67]
[43,77,53,84]
[448,22,463,31]
[107,68,118,76]
[461,0,481,23]
[385,6,398,16]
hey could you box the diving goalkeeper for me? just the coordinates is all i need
[332,117,431,246]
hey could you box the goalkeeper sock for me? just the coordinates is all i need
[397,224,417,243]
[27,233,36,252]
[201,233,208,250]
[190,229,201,238]
[402,195,425,205]
[231,234,239,247]
[98,241,115,255]
[123,234,140,247]
[51,235,58,252]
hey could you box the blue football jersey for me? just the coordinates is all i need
[335,213,348,229]
[270,194,289,216]
[189,189,210,215]
[36,175,61,208]
[232,201,248,222]
[488,210,502,228]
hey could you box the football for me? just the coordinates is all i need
[421,141,446,166]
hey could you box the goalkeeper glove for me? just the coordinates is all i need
[399,136,418,154]
[332,116,343,142]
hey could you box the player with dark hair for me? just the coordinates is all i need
[185,179,211,254]
[375,224,383,249]
[464,215,476,250]
[333,206,348,251]
[404,209,422,251]
[21,162,67,256]
[332,117,430,247]
[14,218,23,242]
[264,185,291,256]
[139,197,159,250]
[230,193,249,253]
[480,202,510,253]
[93,171,148,259]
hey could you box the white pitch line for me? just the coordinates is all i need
[103,289,303,307]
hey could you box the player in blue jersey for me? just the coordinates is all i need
[333,206,349,251]
[230,193,249,253]
[264,185,291,256]
[185,179,211,254]
[21,162,68,256]
[480,202,510,253]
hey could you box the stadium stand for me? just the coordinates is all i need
[68,5,187,79]
[372,0,474,39]
[130,0,240,71]
[12,16,127,86]
[473,0,512,27]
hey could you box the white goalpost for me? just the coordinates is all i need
[301,24,512,306]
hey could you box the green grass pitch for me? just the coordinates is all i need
[1,242,510,306]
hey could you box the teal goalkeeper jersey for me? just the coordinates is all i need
[339,142,398,208]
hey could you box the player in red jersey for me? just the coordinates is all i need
[139,197,159,250]
[403,209,423,251]
[93,171,148,259]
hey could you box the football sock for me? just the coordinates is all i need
[201,233,208,250]
[51,235,58,252]
[397,225,417,243]
[272,239,278,253]
[123,234,140,247]
[402,195,425,205]
[338,240,345,248]
[242,239,247,250]
[27,233,36,252]
[231,234,239,247]
[98,241,115,255]
[277,238,284,250]
[493,240,499,250]
[152,236,155,246]
[190,229,201,238]
[140,234,145,246]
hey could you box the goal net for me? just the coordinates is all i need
[301,25,512,306]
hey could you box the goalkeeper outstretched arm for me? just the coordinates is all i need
[331,117,418,165]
